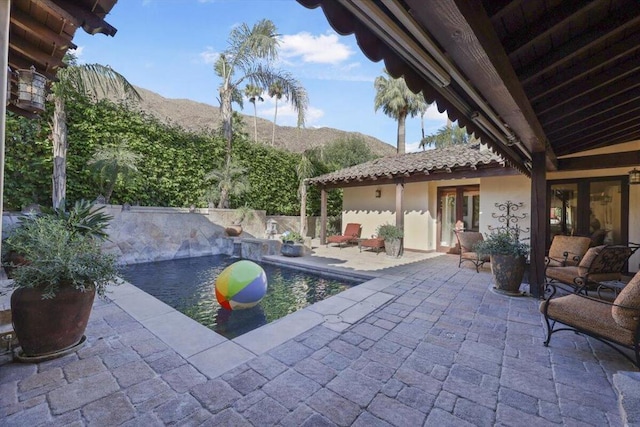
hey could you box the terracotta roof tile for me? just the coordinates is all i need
[308,143,505,185]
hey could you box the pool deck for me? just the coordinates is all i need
[1,246,639,426]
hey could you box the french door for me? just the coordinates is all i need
[548,176,629,247]
[437,185,480,252]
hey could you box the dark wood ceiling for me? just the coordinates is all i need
[297,0,640,173]
[7,0,118,115]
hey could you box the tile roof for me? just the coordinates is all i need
[308,143,506,186]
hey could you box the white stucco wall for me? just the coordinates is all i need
[478,175,531,239]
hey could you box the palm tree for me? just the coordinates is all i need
[374,69,426,154]
[244,84,263,144]
[51,55,140,209]
[268,81,283,146]
[87,139,142,203]
[419,123,476,149]
[215,19,308,168]
[204,160,250,209]
[296,151,316,236]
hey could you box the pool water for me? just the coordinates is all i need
[122,255,360,339]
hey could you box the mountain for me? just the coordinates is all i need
[132,87,396,156]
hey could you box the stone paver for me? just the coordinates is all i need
[1,254,634,425]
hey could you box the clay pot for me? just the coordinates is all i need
[11,287,96,359]
[490,254,526,296]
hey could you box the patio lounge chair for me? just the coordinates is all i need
[540,270,640,368]
[326,223,362,248]
[545,235,591,268]
[545,244,632,294]
[454,230,490,273]
[359,237,385,254]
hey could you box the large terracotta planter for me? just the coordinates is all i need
[384,239,402,257]
[490,254,526,296]
[11,286,96,360]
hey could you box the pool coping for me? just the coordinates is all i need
[108,261,402,379]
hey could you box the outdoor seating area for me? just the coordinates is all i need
[326,222,362,248]
[541,270,640,368]
[546,244,634,294]
[454,230,490,273]
[545,235,592,268]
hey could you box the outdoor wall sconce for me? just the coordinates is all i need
[15,66,47,113]
[375,188,381,198]
[629,168,640,185]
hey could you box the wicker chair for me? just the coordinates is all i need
[545,244,632,294]
[454,231,490,273]
[540,270,640,368]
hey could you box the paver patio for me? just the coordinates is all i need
[1,253,636,426]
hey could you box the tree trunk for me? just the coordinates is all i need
[52,96,68,209]
[271,99,278,146]
[397,111,407,154]
[252,103,258,144]
[299,181,307,236]
[220,85,233,166]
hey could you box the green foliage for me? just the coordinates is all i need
[40,199,112,240]
[4,214,120,299]
[419,123,476,150]
[474,229,530,257]
[311,136,378,170]
[281,230,304,243]
[376,224,404,241]
[88,138,141,203]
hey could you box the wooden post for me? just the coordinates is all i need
[0,1,10,279]
[530,151,547,298]
[395,180,404,254]
[320,187,327,245]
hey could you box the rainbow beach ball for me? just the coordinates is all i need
[215,260,267,310]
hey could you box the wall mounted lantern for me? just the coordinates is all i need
[15,66,46,113]
[629,168,640,185]
[375,188,381,198]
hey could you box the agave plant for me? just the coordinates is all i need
[36,199,112,240]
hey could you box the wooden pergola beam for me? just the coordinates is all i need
[10,8,76,51]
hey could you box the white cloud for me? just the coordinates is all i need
[256,96,324,126]
[199,47,219,65]
[280,31,353,65]
[69,46,84,59]
[423,104,449,121]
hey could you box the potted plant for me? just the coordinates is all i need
[4,201,119,361]
[225,205,257,237]
[474,229,530,296]
[280,230,305,257]
[377,224,404,257]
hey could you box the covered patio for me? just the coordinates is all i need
[299,0,640,299]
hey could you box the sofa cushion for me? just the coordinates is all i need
[579,245,605,268]
[612,272,640,331]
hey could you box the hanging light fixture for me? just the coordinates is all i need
[629,168,640,185]
[15,66,46,113]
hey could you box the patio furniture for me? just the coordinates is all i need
[545,235,591,268]
[326,223,362,248]
[540,270,640,368]
[454,231,490,273]
[545,244,632,294]
[359,237,385,254]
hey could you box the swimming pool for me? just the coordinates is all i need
[122,255,361,339]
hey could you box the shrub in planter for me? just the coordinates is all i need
[376,224,404,257]
[281,230,305,257]
[475,229,530,296]
[4,202,119,361]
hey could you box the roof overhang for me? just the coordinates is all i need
[298,0,640,174]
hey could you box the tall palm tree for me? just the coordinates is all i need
[296,151,316,236]
[215,19,308,169]
[87,139,142,203]
[244,84,263,144]
[374,69,426,154]
[268,81,283,146]
[51,56,140,209]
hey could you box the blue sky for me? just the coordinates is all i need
[73,0,448,152]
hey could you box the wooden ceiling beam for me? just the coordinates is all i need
[526,31,640,101]
[38,0,116,36]
[543,95,640,136]
[548,102,640,140]
[9,34,65,70]
[9,54,58,80]
[561,120,640,149]
[485,0,523,21]
[538,74,640,126]
[561,127,640,155]
[10,8,76,51]
[505,0,600,59]
[534,59,640,115]
[518,5,640,85]
[558,151,640,171]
